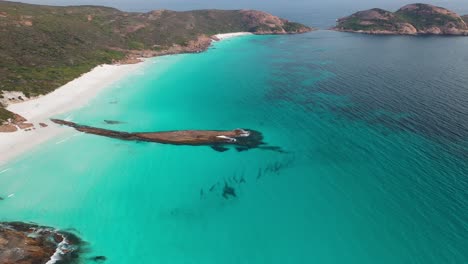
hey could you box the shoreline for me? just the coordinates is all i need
[0,63,144,165]
[213,32,253,40]
[331,28,468,36]
[0,32,254,166]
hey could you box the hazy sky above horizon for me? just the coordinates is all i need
[12,0,467,11]
[9,0,468,28]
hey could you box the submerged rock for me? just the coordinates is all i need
[222,182,237,199]
[0,222,82,264]
[211,145,229,152]
[104,120,124,125]
[89,255,107,262]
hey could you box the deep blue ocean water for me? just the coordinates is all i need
[1,31,467,263]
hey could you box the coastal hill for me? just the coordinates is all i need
[0,1,311,123]
[332,3,468,35]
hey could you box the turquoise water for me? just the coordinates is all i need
[1,32,467,263]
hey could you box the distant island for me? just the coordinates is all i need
[332,3,468,36]
[0,1,311,124]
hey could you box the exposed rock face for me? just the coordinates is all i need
[0,113,36,133]
[333,3,468,35]
[0,124,17,132]
[117,35,214,63]
[239,10,312,34]
[0,222,82,264]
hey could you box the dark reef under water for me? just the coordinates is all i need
[199,156,295,201]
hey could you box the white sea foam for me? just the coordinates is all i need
[0,168,11,174]
[214,32,253,40]
[73,132,84,137]
[216,135,237,143]
[55,138,69,144]
[45,236,68,264]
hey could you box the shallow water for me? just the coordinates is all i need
[1,31,467,263]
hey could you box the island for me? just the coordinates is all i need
[0,1,312,126]
[332,3,468,35]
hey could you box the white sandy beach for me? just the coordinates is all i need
[0,32,251,166]
[214,32,253,40]
[0,63,144,165]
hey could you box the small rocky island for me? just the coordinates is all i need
[333,3,468,35]
[0,222,82,264]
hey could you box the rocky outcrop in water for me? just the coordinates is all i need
[51,119,283,152]
[0,222,82,264]
[333,3,468,35]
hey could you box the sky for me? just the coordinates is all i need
[9,0,468,28]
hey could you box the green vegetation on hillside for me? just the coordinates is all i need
[336,9,404,31]
[283,22,309,32]
[0,1,311,122]
[395,4,462,29]
[462,15,468,24]
[0,108,14,122]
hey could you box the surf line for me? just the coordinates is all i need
[0,168,11,174]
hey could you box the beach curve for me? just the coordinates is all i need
[0,63,144,165]
[0,32,254,165]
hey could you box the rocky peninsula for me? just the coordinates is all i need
[51,119,279,152]
[332,3,468,35]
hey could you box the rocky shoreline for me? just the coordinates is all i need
[114,10,313,64]
[117,28,313,64]
[0,222,83,264]
[0,113,36,133]
[114,34,215,64]
[333,28,468,36]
